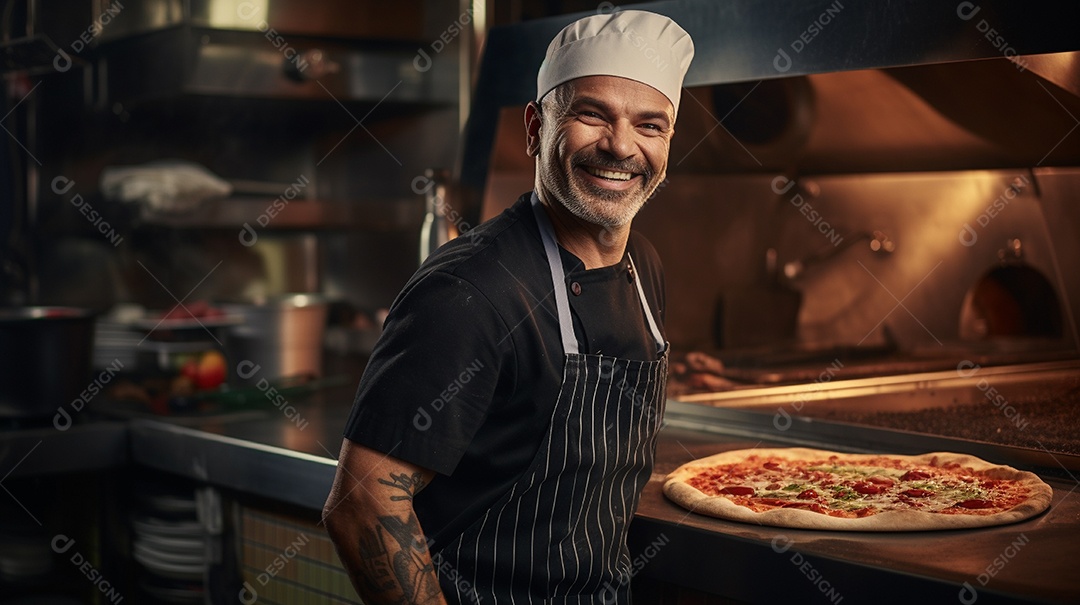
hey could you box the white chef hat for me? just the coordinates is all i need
[536,9,695,115]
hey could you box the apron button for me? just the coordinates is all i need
[571,281,582,296]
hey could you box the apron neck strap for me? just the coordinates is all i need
[628,253,667,353]
[530,193,666,357]
[531,193,580,356]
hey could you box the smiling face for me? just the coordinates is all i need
[528,76,675,228]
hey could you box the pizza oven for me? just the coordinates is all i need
[671,360,1080,476]
[457,0,1080,478]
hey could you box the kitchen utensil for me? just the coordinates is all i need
[224,294,328,386]
[0,307,95,418]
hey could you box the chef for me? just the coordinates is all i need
[324,10,694,604]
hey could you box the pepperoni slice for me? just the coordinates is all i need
[866,476,896,486]
[763,461,782,470]
[797,489,819,500]
[901,470,931,481]
[851,482,882,495]
[902,489,933,498]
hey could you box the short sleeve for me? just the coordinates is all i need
[343,271,510,475]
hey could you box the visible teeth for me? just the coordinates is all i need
[584,166,633,181]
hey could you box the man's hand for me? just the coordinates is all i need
[323,439,447,605]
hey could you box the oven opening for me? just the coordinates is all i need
[959,265,1064,340]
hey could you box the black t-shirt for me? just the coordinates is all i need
[343,193,665,549]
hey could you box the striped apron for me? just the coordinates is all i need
[435,195,669,604]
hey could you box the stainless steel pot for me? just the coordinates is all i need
[224,295,328,386]
[0,307,95,418]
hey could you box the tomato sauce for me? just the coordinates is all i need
[686,454,1032,519]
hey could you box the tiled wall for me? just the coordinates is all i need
[237,506,359,605]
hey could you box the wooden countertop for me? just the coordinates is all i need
[629,426,1080,604]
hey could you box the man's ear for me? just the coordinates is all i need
[524,102,542,157]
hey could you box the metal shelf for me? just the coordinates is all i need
[141,198,423,231]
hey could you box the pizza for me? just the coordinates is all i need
[663,448,1053,531]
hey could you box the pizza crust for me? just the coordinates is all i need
[663,448,1053,531]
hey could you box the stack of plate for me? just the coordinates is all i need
[0,500,52,588]
[92,317,142,371]
[0,532,52,584]
[130,487,206,604]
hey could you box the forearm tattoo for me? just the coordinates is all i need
[377,471,426,501]
[356,522,397,595]
[355,472,440,602]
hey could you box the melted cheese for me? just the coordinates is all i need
[688,457,1024,516]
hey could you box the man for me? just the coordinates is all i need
[324,10,694,604]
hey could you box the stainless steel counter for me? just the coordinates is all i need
[109,386,1080,604]
[0,420,127,479]
[127,391,355,511]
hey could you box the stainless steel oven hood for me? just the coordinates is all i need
[459,0,1080,212]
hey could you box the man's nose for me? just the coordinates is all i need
[597,120,635,160]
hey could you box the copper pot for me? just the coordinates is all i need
[224,295,328,386]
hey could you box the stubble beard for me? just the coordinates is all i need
[539,150,663,229]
